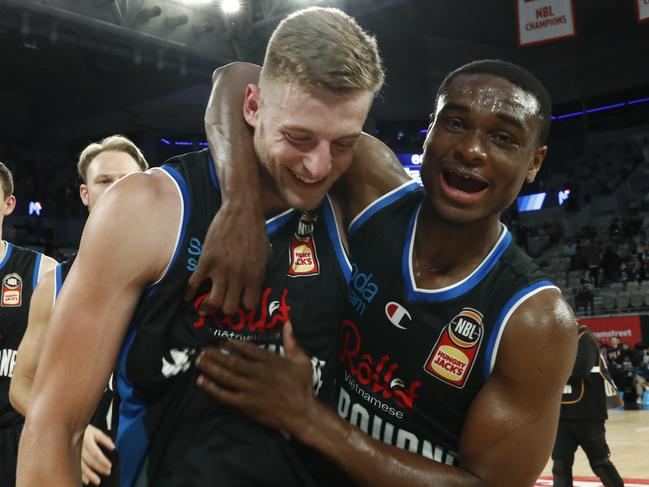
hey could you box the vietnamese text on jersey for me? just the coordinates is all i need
[335,185,557,468]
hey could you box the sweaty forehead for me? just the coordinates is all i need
[440,74,541,120]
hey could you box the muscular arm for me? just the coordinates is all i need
[187,62,268,315]
[197,290,577,487]
[16,172,179,486]
[9,269,55,415]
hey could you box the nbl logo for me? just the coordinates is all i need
[447,308,483,348]
[1,273,22,308]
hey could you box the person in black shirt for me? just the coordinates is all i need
[552,325,624,487]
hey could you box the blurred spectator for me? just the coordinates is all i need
[600,247,621,285]
[585,238,601,287]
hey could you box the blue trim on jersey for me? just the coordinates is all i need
[403,206,512,302]
[116,325,149,487]
[0,243,13,271]
[207,152,220,191]
[482,279,555,381]
[266,209,297,236]
[322,196,352,284]
[146,165,192,297]
[54,263,64,299]
[32,253,43,290]
[349,181,420,236]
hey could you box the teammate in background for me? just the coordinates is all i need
[10,135,148,486]
[193,59,578,487]
[18,8,385,486]
[552,325,625,487]
[0,162,57,487]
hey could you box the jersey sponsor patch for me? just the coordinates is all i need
[288,234,320,277]
[1,273,22,307]
[423,307,484,389]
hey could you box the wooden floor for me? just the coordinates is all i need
[536,407,649,485]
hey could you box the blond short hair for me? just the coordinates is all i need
[0,162,13,198]
[77,135,149,183]
[261,7,384,93]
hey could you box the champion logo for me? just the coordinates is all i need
[385,301,411,330]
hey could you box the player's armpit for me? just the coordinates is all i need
[457,288,578,487]
[16,171,180,486]
[9,268,56,415]
[331,132,411,228]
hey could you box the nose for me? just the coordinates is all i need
[454,130,487,166]
[302,141,332,180]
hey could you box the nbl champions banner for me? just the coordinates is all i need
[578,315,642,346]
[637,0,649,24]
[516,0,577,47]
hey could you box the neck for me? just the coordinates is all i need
[412,200,503,288]
[259,169,290,219]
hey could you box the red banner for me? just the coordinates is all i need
[516,0,577,47]
[578,315,642,346]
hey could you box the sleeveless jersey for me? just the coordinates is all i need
[116,150,350,487]
[334,183,557,468]
[0,243,45,427]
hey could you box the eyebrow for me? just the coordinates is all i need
[282,125,362,141]
[440,102,526,131]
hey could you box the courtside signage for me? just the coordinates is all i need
[516,0,577,47]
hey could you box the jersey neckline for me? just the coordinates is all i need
[402,203,512,302]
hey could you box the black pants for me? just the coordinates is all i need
[0,422,23,487]
[552,419,624,487]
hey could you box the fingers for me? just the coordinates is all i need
[196,374,242,406]
[195,347,257,389]
[198,278,227,316]
[241,283,262,312]
[92,428,115,452]
[184,266,204,302]
[222,279,243,316]
[283,322,309,364]
[81,459,101,486]
[82,426,112,477]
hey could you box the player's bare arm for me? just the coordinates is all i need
[9,267,55,415]
[16,171,180,486]
[195,289,577,487]
[186,62,268,316]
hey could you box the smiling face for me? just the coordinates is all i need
[244,79,374,211]
[421,73,548,225]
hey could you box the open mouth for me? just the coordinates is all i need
[289,169,324,185]
[442,168,488,194]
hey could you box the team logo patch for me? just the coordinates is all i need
[1,273,22,308]
[423,307,484,388]
[288,212,320,277]
[385,301,411,330]
[288,235,320,277]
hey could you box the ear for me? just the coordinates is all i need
[79,184,89,208]
[525,145,547,184]
[3,195,15,216]
[243,83,261,128]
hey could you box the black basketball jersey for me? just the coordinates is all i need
[334,184,556,467]
[0,243,46,427]
[115,150,350,487]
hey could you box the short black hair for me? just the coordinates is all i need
[435,59,552,146]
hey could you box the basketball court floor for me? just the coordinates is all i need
[536,408,649,486]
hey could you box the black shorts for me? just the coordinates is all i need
[0,422,23,487]
[552,419,610,462]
